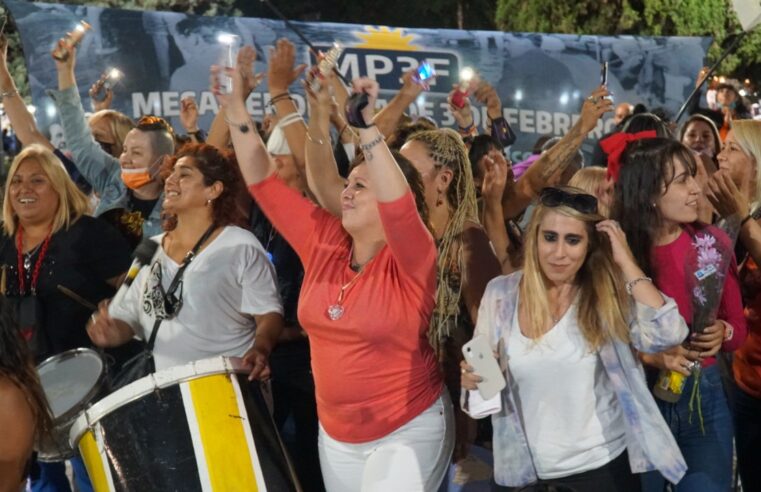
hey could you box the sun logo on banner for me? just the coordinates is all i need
[353,26,420,52]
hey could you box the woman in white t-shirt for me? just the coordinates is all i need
[461,187,688,491]
[87,143,283,378]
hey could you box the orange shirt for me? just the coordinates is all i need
[249,174,442,442]
[735,258,761,398]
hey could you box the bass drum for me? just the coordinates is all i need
[36,348,107,462]
[70,357,301,492]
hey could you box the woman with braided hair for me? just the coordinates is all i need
[400,128,502,464]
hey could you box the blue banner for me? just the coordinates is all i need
[5,0,711,161]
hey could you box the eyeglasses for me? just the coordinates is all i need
[539,187,598,215]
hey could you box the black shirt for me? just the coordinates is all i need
[0,215,132,362]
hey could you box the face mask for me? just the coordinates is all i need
[121,168,153,190]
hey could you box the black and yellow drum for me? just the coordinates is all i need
[69,357,300,491]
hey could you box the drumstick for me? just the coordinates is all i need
[57,285,98,311]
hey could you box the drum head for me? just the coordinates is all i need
[38,348,104,419]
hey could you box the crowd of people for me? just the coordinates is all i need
[0,25,759,492]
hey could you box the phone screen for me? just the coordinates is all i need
[416,62,435,82]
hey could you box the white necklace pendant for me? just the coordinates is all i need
[327,304,344,321]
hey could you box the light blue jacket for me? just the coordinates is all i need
[463,271,688,487]
[47,86,164,238]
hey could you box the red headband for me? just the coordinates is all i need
[600,130,657,181]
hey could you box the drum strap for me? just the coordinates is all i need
[145,223,217,350]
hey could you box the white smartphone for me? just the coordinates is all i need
[462,335,506,400]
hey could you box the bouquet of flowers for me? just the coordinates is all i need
[653,218,740,423]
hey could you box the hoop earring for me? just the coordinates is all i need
[206,198,213,207]
[436,190,444,207]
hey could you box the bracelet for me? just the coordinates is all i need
[625,276,652,295]
[741,214,754,228]
[0,89,18,100]
[224,114,252,134]
[278,112,305,129]
[338,123,349,136]
[360,132,385,159]
[268,93,293,106]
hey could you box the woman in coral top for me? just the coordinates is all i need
[213,47,453,491]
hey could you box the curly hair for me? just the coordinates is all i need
[161,143,246,230]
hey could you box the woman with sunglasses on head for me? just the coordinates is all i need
[461,186,688,491]
[87,143,283,378]
[49,43,174,246]
[215,46,453,490]
[611,138,746,492]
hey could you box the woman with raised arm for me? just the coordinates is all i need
[213,47,453,491]
[461,187,688,491]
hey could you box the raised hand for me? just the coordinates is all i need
[482,150,509,206]
[179,96,200,133]
[706,169,750,219]
[580,86,613,134]
[447,84,474,128]
[89,83,113,112]
[210,45,253,110]
[351,77,380,128]
[473,81,502,120]
[268,38,306,96]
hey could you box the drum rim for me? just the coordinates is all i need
[69,356,250,448]
[37,347,106,422]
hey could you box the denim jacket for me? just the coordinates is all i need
[47,86,164,238]
[462,271,688,487]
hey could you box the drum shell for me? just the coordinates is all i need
[36,348,107,462]
[70,357,300,492]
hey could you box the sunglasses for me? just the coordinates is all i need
[539,187,598,215]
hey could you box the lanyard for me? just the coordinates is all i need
[16,226,52,296]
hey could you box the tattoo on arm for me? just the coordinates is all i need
[538,124,584,180]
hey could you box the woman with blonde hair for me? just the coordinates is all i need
[705,118,761,488]
[399,127,502,464]
[0,144,131,491]
[568,167,614,218]
[462,186,688,491]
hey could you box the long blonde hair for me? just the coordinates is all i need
[89,110,135,158]
[520,189,630,349]
[731,119,761,205]
[3,145,91,235]
[568,167,610,217]
[406,128,479,351]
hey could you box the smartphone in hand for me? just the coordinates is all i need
[462,335,506,400]
[600,61,608,86]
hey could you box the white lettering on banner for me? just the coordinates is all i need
[366,55,394,80]
[337,55,360,80]
[132,92,161,118]
[553,112,570,134]
[519,110,535,133]
[199,92,219,114]
[131,91,306,118]
[162,92,180,116]
[536,111,553,134]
